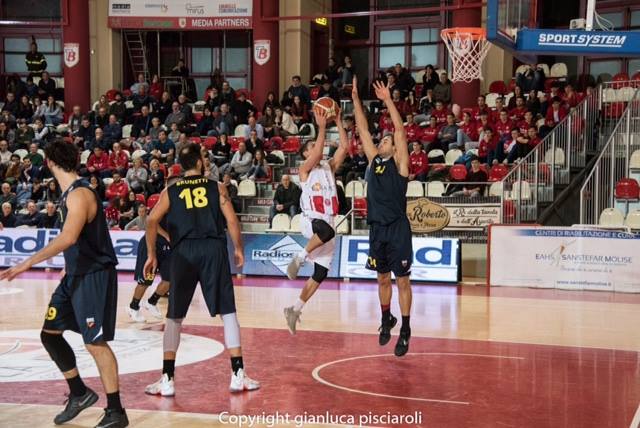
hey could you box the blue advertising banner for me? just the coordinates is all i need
[229,233,342,278]
[515,29,640,56]
[339,236,461,283]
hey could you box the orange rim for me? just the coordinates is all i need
[440,27,486,40]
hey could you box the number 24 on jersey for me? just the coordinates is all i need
[179,187,208,209]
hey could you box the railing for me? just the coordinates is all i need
[500,85,602,223]
[599,80,640,148]
[579,88,640,225]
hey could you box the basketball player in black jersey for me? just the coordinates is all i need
[352,77,413,357]
[0,140,128,427]
[143,143,259,396]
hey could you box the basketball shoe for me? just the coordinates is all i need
[145,373,175,397]
[229,369,261,392]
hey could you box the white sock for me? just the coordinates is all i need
[293,298,305,312]
[298,249,308,261]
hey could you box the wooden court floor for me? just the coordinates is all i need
[1,271,640,427]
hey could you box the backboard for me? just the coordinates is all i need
[486,0,537,52]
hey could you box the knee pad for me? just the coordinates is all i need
[222,312,241,349]
[163,318,183,353]
[41,330,76,373]
[311,263,329,283]
[311,219,335,243]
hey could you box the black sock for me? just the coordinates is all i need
[401,315,411,334]
[66,375,87,397]
[163,359,175,380]
[129,298,140,311]
[106,391,123,411]
[381,304,391,321]
[231,356,243,375]
[148,292,162,306]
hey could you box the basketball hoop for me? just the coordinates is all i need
[441,27,490,83]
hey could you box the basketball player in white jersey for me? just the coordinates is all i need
[284,108,349,334]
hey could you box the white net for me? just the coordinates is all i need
[441,28,491,83]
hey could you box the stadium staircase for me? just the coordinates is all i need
[123,30,150,82]
[501,81,636,225]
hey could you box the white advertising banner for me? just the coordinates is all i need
[0,228,144,271]
[339,236,461,283]
[108,0,253,29]
[489,225,640,292]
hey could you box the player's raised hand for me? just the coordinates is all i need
[143,256,157,280]
[315,108,328,129]
[351,76,359,100]
[0,261,29,282]
[234,248,244,268]
[373,80,391,101]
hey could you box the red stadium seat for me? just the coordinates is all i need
[632,72,640,86]
[254,165,273,183]
[489,80,507,95]
[604,102,626,119]
[310,86,320,101]
[267,136,283,151]
[169,164,182,177]
[282,136,301,153]
[122,89,132,98]
[135,194,146,204]
[189,136,202,145]
[414,84,423,96]
[105,89,119,102]
[615,178,640,199]
[229,136,244,151]
[612,72,631,89]
[147,194,160,209]
[488,164,509,182]
[203,136,217,150]
[449,164,468,181]
[538,163,551,184]
[502,200,515,221]
[353,197,368,217]
[235,88,252,100]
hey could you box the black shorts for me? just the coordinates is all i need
[43,267,118,344]
[366,217,413,277]
[168,238,235,319]
[134,237,171,285]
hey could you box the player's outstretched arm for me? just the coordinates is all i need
[373,81,409,177]
[299,109,328,179]
[351,76,377,162]
[144,189,170,277]
[218,183,244,268]
[0,189,90,281]
[330,108,349,173]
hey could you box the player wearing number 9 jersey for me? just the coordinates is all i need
[143,143,259,397]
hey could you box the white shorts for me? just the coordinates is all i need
[300,215,336,270]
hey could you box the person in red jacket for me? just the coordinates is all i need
[562,84,580,108]
[518,110,536,135]
[494,110,514,142]
[490,97,506,123]
[379,113,394,135]
[509,96,528,122]
[408,141,429,181]
[476,112,494,141]
[526,125,541,148]
[545,96,568,127]
[430,101,449,126]
[109,142,129,176]
[478,127,498,164]
[456,111,479,150]
[404,113,422,143]
[472,94,490,122]
[421,116,440,152]
[105,171,129,201]
[82,146,111,178]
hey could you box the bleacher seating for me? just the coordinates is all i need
[406,180,424,197]
[238,179,257,197]
[624,210,640,229]
[426,181,445,197]
[270,214,291,232]
[599,207,624,227]
[289,214,302,233]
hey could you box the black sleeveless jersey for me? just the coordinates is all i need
[365,155,408,226]
[60,178,118,275]
[167,175,225,246]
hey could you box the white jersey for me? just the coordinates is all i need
[300,160,339,221]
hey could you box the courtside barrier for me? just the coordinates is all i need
[488,224,640,292]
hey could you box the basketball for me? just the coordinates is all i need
[313,97,338,121]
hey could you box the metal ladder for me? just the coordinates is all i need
[123,30,149,82]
